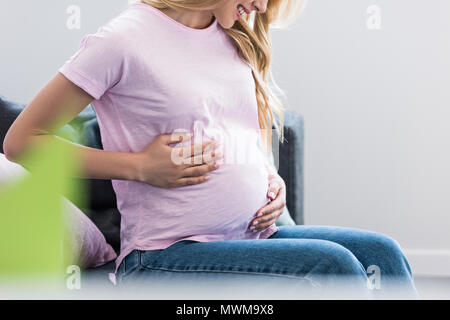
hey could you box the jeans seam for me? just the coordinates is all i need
[141,265,319,285]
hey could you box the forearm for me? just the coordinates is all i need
[9,134,139,181]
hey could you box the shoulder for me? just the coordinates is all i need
[89,5,156,52]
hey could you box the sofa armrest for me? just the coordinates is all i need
[273,109,304,225]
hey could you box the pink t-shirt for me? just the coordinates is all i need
[58,2,278,274]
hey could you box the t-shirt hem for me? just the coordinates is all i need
[112,227,280,279]
[259,224,280,239]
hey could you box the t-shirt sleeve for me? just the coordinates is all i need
[58,27,125,100]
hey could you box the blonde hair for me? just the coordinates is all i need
[139,0,305,153]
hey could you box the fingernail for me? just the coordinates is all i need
[253,220,258,226]
[249,226,255,230]
[214,162,220,169]
[252,229,258,233]
[257,212,263,217]
[204,175,210,180]
[268,192,275,199]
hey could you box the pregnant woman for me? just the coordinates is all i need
[4,0,418,298]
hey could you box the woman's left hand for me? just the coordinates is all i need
[248,173,286,233]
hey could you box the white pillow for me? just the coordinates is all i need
[0,153,116,268]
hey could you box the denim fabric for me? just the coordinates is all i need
[116,225,419,299]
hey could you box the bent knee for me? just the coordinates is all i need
[306,240,367,276]
[362,232,412,275]
[364,231,405,257]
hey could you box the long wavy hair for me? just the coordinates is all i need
[138,0,305,153]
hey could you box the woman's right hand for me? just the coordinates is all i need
[134,133,223,188]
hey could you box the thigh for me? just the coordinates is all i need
[138,238,355,276]
[270,225,409,275]
[118,238,367,293]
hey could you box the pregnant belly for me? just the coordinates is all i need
[133,160,270,239]
[181,162,270,232]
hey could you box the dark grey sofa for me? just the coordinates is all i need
[0,95,304,283]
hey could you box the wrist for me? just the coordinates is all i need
[128,152,143,182]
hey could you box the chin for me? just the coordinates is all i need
[217,18,235,29]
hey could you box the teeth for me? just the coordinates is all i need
[238,4,246,16]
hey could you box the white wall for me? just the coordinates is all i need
[0,0,129,104]
[1,0,449,276]
[271,0,450,276]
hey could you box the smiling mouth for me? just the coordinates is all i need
[237,4,248,19]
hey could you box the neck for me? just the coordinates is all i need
[160,7,214,29]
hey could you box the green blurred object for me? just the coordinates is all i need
[54,124,81,145]
[0,136,82,278]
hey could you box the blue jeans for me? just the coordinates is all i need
[116,225,419,299]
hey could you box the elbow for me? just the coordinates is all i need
[3,130,21,163]
[3,140,16,163]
